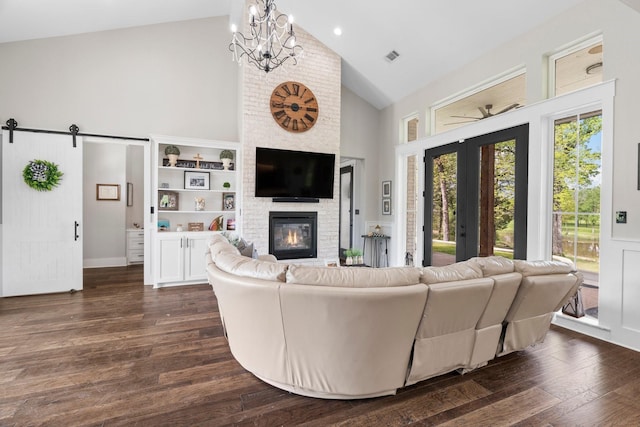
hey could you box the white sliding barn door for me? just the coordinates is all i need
[2,130,83,296]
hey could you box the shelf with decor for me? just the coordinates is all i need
[151,135,241,287]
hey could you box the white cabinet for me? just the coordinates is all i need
[150,135,241,287]
[126,229,145,265]
[156,232,213,286]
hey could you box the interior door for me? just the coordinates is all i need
[2,130,83,296]
[339,165,354,258]
[424,124,528,266]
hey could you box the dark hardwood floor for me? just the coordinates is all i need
[2,266,640,426]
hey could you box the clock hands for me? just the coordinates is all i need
[272,102,317,112]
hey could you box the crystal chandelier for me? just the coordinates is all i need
[229,0,303,73]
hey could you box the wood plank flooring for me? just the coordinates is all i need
[2,265,640,426]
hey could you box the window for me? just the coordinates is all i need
[431,70,526,135]
[552,110,602,317]
[549,36,603,97]
[402,114,419,143]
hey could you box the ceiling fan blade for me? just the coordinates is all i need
[450,115,482,120]
[495,103,520,115]
[445,120,478,125]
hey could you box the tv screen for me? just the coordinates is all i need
[255,147,335,199]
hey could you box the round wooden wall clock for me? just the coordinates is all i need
[270,81,319,133]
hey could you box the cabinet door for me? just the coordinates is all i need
[156,235,184,283]
[184,235,209,282]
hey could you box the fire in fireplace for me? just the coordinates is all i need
[269,211,317,260]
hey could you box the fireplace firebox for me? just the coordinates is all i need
[269,211,317,260]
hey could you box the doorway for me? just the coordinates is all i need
[339,165,354,259]
[424,124,529,266]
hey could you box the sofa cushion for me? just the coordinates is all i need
[513,259,573,276]
[421,262,482,285]
[286,265,422,288]
[468,256,514,276]
[208,240,240,260]
[215,252,288,282]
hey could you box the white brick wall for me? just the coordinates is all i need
[239,7,341,261]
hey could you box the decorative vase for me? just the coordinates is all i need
[345,256,353,265]
[194,197,205,211]
[357,255,364,265]
[168,154,179,167]
[221,158,231,170]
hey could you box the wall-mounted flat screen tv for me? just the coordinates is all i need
[255,147,335,200]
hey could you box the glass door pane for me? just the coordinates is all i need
[425,147,458,266]
[477,139,516,260]
[552,111,601,318]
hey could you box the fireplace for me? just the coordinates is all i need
[269,211,317,260]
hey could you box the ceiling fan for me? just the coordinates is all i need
[448,103,520,125]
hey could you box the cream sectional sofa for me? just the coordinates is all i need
[206,235,582,399]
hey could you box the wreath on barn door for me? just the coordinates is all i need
[22,160,63,191]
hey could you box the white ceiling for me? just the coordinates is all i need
[0,0,587,109]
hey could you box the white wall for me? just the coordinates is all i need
[340,86,382,242]
[0,17,238,141]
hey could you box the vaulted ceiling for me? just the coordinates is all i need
[0,0,591,109]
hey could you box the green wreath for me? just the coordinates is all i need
[23,160,63,191]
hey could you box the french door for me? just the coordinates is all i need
[424,124,528,266]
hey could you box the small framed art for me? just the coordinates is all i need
[158,190,179,211]
[126,182,133,206]
[223,192,235,211]
[382,180,392,198]
[96,184,120,201]
[184,171,210,190]
[382,198,391,215]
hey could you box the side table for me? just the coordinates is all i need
[361,234,390,268]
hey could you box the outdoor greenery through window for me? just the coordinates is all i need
[553,110,602,316]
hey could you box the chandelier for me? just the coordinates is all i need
[229,0,303,73]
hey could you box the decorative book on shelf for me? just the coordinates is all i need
[162,158,234,170]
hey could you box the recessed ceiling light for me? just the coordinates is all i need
[333,27,342,36]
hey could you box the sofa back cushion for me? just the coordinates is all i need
[215,252,288,282]
[286,265,422,288]
[420,262,482,284]
[468,256,514,276]
[208,240,240,260]
[513,259,573,276]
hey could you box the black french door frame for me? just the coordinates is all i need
[423,124,529,266]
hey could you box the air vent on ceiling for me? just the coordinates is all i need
[385,50,400,62]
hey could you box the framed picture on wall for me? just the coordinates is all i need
[382,180,392,198]
[382,198,391,215]
[126,182,133,206]
[96,184,120,201]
